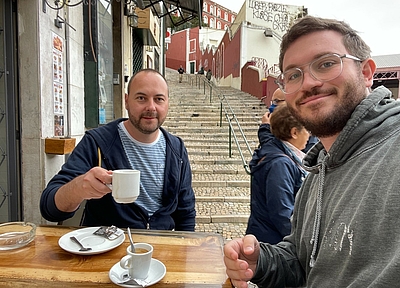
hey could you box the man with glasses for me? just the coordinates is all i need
[260,89,284,109]
[224,16,399,288]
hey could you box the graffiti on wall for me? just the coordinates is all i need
[248,0,292,33]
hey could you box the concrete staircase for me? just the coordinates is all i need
[163,68,266,241]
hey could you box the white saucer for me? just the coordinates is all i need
[58,226,125,255]
[109,258,166,287]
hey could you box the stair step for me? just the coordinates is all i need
[189,157,247,165]
[165,67,257,241]
[196,215,249,224]
[196,201,250,218]
[192,180,250,188]
[196,196,249,202]
[193,187,250,197]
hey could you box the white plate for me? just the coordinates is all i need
[58,227,125,255]
[109,258,166,287]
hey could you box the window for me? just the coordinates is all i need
[210,18,214,28]
[84,0,114,128]
[217,8,221,18]
[210,5,213,14]
[190,39,196,53]
[217,21,221,29]
[204,2,207,11]
[224,12,228,21]
[231,15,235,23]
[224,24,228,30]
[203,15,208,25]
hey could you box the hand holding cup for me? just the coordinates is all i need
[107,169,140,204]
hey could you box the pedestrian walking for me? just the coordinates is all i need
[198,67,204,75]
[178,65,184,83]
[206,69,212,81]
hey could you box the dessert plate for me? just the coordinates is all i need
[109,258,166,287]
[58,226,125,255]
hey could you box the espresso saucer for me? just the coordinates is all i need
[109,258,166,287]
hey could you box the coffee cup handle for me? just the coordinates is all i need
[105,172,113,190]
[120,255,132,269]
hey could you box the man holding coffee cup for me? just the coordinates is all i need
[40,69,196,231]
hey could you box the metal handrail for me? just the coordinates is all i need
[187,74,253,175]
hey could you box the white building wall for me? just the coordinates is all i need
[243,0,305,68]
[225,0,304,89]
[199,27,225,52]
[245,0,304,34]
[242,22,281,72]
[15,2,160,225]
[18,2,85,224]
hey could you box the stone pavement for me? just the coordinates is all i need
[163,68,266,242]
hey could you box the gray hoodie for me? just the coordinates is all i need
[251,86,400,287]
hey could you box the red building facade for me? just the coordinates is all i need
[165,29,188,72]
[166,0,237,74]
[202,0,236,30]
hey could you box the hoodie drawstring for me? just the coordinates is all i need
[309,158,326,268]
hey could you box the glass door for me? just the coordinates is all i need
[0,0,21,221]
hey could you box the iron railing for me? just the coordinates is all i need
[186,74,253,175]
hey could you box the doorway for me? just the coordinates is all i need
[190,62,195,74]
[0,0,22,221]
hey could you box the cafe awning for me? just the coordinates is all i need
[136,0,203,27]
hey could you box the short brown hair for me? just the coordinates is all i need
[270,104,304,141]
[279,16,371,71]
[127,69,168,95]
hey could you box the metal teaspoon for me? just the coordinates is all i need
[127,227,135,253]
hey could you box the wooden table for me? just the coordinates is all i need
[0,226,233,287]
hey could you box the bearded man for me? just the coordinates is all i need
[40,69,195,231]
[224,16,400,288]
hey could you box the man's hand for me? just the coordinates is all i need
[224,235,260,288]
[261,111,271,124]
[54,167,113,212]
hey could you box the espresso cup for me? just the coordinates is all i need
[109,169,140,203]
[120,243,153,279]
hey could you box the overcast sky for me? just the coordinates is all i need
[214,0,399,56]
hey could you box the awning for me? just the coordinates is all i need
[136,0,203,27]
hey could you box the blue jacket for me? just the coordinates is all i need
[40,118,196,231]
[246,123,306,244]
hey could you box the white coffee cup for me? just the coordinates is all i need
[109,169,140,203]
[120,243,153,279]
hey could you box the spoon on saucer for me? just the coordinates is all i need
[127,227,135,253]
[115,273,149,286]
[70,236,92,252]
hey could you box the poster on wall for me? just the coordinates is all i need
[52,32,64,136]
[54,115,64,136]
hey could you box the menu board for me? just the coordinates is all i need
[52,33,64,136]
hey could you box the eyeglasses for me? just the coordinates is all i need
[271,99,285,105]
[276,53,362,94]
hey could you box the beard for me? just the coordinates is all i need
[127,111,165,135]
[288,76,367,138]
